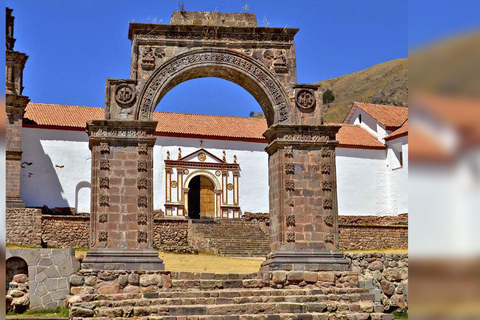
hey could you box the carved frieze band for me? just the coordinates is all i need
[139,51,287,122]
[92,128,149,138]
[282,133,329,142]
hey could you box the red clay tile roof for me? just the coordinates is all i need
[24,103,387,148]
[345,102,408,128]
[335,124,386,149]
[409,127,452,163]
[385,120,408,141]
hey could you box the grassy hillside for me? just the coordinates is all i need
[317,58,408,123]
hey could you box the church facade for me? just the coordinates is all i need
[20,101,408,218]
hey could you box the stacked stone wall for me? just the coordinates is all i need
[41,215,90,248]
[346,253,408,312]
[339,226,407,250]
[6,208,42,247]
[153,218,189,250]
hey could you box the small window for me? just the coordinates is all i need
[399,151,403,168]
[359,114,362,123]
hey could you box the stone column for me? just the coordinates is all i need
[261,124,349,271]
[6,8,29,208]
[82,120,164,270]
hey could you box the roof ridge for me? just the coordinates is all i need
[353,101,407,109]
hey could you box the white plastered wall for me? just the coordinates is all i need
[385,136,408,215]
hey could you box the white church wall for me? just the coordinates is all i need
[336,147,390,216]
[351,108,388,141]
[386,136,408,215]
[153,136,269,215]
[21,128,92,213]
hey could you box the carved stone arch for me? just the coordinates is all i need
[184,170,221,192]
[136,48,291,126]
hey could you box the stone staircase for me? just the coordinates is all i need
[68,270,394,320]
[189,220,270,257]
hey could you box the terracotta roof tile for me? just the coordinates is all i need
[409,127,452,162]
[24,103,387,149]
[385,120,408,141]
[350,102,408,128]
[335,124,386,149]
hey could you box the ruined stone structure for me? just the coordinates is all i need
[83,11,348,272]
[5,8,29,208]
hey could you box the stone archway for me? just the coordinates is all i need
[85,11,349,272]
[184,170,222,219]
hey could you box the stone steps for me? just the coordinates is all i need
[191,221,270,256]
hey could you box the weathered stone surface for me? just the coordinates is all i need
[84,276,97,286]
[271,271,287,284]
[70,274,84,286]
[140,274,162,287]
[123,285,142,293]
[369,261,384,271]
[97,282,121,294]
[380,280,395,297]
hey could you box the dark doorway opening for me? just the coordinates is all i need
[188,175,215,219]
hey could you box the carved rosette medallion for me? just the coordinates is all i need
[285,163,295,175]
[286,232,295,243]
[322,181,332,191]
[98,231,108,242]
[215,170,221,176]
[99,142,110,154]
[171,181,178,188]
[138,195,148,208]
[138,178,148,189]
[324,214,334,227]
[99,213,108,223]
[137,213,147,225]
[285,180,295,191]
[321,163,331,174]
[138,143,148,155]
[138,160,148,172]
[99,177,109,189]
[183,169,190,175]
[226,183,234,191]
[284,146,293,158]
[324,233,334,244]
[198,153,207,162]
[295,90,316,111]
[286,215,296,227]
[100,159,110,170]
[99,195,109,207]
[137,231,147,243]
[115,84,136,106]
[323,198,333,209]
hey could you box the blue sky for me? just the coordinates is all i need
[7,0,409,117]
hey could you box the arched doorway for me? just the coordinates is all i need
[188,175,215,219]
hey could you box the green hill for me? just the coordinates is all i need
[316,58,408,123]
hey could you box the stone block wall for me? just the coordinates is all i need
[41,215,90,248]
[6,208,42,246]
[347,253,408,312]
[339,226,408,250]
[6,248,80,310]
[153,218,189,248]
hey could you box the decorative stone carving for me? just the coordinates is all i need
[138,143,148,155]
[222,150,226,162]
[286,215,296,227]
[285,163,295,175]
[99,213,108,223]
[137,231,147,243]
[98,231,108,242]
[171,181,178,188]
[284,146,293,158]
[324,214,334,227]
[263,49,288,73]
[137,213,147,225]
[99,177,109,189]
[99,195,109,207]
[138,178,148,189]
[215,170,221,176]
[138,195,148,208]
[99,142,110,154]
[227,183,234,191]
[283,133,328,142]
[100,159,110,170]
[178,147,182,159]
[324,233,334,244]
[278,103,289,123]
[321,147,331,158]
[115,84,136,106]
[140,46,165,71]
[198,153,206,162]
[92,127,148,138]
[138,50,287,122]
[322,180,332,191]
[286,232,295,242]
[285,180,295,191]
[295,89,316,111]
[323,198,333,209]
[183,169,189,175]
[138,160,148,172]
[321,163,331,174]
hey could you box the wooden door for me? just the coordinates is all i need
[200,176,215,218]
